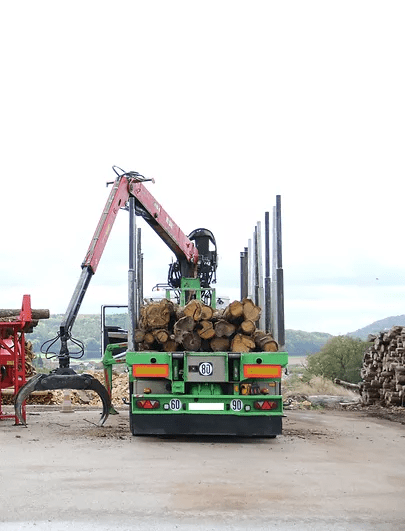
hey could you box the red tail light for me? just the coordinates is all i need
[253,400,278,411]
[136,399,160,409]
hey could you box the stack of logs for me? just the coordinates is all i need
[0,308,49,334]
[359,325,405,406]
[135,298,278,353]
[24,340,36,378]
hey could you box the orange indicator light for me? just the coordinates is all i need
[132,364,169,378]
[243,364,281,378]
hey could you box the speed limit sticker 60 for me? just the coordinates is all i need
[169,399,182,411]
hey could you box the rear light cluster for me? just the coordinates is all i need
[136,399,160,409]
[253,400,278,411]
[132,364,169,378]
[243,364,281,378]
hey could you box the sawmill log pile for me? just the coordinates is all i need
[25,340,36,378]
[136,298,278,354]
[359,325,405,406]
[0,308,50,334]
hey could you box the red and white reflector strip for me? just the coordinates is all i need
[253,400,278,411]
[243,364,281,378]
[132,364,169,378]
[136,399,160,409]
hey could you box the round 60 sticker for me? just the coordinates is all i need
[169,399,182,411]
[199,362,213,376]
[231,399,243,411]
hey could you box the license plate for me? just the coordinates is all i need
[188,403,224,411]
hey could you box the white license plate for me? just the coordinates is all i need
[188,403,224,411]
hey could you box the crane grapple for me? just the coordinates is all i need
[14,370,110,426]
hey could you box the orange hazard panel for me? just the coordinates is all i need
[243,364,281,378]
[132,364,169,378]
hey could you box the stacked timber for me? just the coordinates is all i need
[135,298,278,353]
[359,326,405,406]
[0,308,50,334]
[25,340,36,378]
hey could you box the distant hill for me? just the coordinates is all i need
[347,315,405,341]
[285,329,333,357]
[31,313,404,358]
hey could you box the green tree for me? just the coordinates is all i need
[304,335,369,384]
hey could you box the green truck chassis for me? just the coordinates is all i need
[104,345,288,437]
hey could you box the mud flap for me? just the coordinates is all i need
[14,370,111,426]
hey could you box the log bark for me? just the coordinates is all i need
[162,339,178,352]
[153,329,170,344]
[231,334,256,353]
[253,330,278,352]
[182,300,214,321]
[197,320,216,340]
[210,337,230,352]
[140,299,174,330]
[334,379,360,391]
[242,298,261,322]
[239,320,256,336]
[143,332,156,346]
[134,329,145,343]
[182,331,202,351]
[0,309,50,319]
[214,319,236,338]
[173,316,195,344]
[223,300,244,322]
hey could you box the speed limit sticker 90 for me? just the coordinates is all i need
[169,398,182,411]
[230,399,243,411]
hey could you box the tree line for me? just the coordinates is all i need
[28,314,335,358]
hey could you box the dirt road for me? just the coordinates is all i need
[1,405,404,530]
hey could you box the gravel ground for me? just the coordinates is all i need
[1,404,405,530]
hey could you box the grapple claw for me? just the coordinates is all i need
[14,374,44,425]
[14,370,111,427]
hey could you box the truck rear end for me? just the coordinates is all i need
[126,349,288,436]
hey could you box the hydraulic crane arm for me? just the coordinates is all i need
[129,181,198,268]
[15,168,200,426]
[61,171,199,352]
[83,173,199,275]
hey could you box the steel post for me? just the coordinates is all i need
[264,211,271,334]
[275,195,285,349]
[128,196,137,351]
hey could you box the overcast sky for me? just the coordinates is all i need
[1,1,404,336]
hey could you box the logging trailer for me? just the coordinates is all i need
[15,167,288,436]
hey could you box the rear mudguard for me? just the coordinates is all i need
[14,369,111,426]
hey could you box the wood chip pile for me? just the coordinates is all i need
[1,371,129,407]
[360,326,405,406]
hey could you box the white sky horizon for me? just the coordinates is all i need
[1,1,405,336]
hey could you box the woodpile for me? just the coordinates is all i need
[25,340,36,378]
[136,298,278,354]
[0,308,50,334]
[360,326,405,406]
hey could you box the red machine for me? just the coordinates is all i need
[0,295,34,424]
